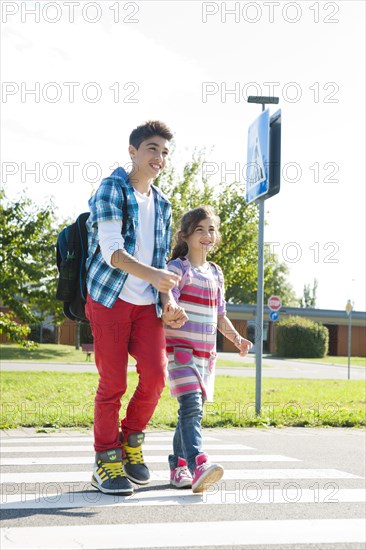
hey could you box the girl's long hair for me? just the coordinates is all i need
[170,206,221,260]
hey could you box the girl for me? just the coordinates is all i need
[163,206,252,493]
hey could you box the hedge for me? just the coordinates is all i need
[275,316,329,358]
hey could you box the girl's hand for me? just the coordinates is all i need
[162,302,188,328]
[151,269,181,293]
[234,335,253,356]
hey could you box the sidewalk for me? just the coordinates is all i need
[218,352,365,368]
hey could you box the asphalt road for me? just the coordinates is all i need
[1,427,365,550]
[217,354,366,380]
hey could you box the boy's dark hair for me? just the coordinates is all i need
[171,206,221,260]
[129,120,173,149]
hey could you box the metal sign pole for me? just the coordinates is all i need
[246,96,280,417]
[255,102,266,416]
[348,303,352,380]
[346,299,352,380]
[347,313,351,380]
[255,196,265,415]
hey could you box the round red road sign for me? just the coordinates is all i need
[268,295,282,311]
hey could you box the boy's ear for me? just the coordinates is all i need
[128,144,137,160]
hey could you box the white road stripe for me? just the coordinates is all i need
[0,454,299,466]
[0,435,219,444]
[0,468,361,484]
[1,488,365,510]
[0,444,253,453]
[1,519,365,549]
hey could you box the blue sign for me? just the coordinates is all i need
[270,311,279,322]
[246,109,270,204]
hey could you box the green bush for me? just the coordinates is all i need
[275,316,329,358]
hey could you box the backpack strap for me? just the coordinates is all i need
[173,257,224,292]
[121,186,128,235]
[174,257,192,291]
[87,186,128,270]
[208,261,224,287]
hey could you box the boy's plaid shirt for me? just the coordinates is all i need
[86,167,172,314]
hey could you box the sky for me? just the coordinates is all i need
[1,0,365,312]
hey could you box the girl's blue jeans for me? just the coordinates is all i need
[168,391,203,475]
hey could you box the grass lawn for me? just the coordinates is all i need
[216,358,257,368]
[1,371,364,430]
[0,344,91,363]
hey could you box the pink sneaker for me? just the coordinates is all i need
[170,457,192,488]
[192,453,224,493]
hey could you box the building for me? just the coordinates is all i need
[220,305,366,357]
[57,304,366,358]
[2,302,365,357]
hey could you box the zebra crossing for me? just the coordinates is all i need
[1,430,365,549]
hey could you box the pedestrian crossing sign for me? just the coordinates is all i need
[246,109,270,204]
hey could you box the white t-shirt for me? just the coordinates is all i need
[98,189,156,305]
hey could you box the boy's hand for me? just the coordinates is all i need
[234,335,253,356]
[162,302,188,328]
[151,269,181,293]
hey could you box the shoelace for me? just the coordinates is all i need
[124,446,144,465]
[196,462,209,474]
[175,465,192,479]
[101,461,124,479]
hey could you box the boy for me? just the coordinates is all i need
[86,121,187,495]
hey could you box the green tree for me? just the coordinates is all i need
[263,252,299,306]
[300,278,318,308]
[157,152,296,305]
[228,248,298,306]
[0,190,63,345]
[0,312,31,346]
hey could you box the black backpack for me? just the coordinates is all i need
[56,189,127,323]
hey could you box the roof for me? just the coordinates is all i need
[226,304,366,327]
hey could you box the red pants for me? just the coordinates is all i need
[86,296,167,452]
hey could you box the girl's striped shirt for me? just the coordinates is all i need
[164,256,226,402]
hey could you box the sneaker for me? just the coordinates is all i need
[192,452,224,493]
[122,432,150,485]
[91,448,134,495]
[170,457,193,488]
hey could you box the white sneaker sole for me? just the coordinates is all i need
[91,477,134,495]
[123,466,151,486]
[170,479,192,489]
[192,465,224,493]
